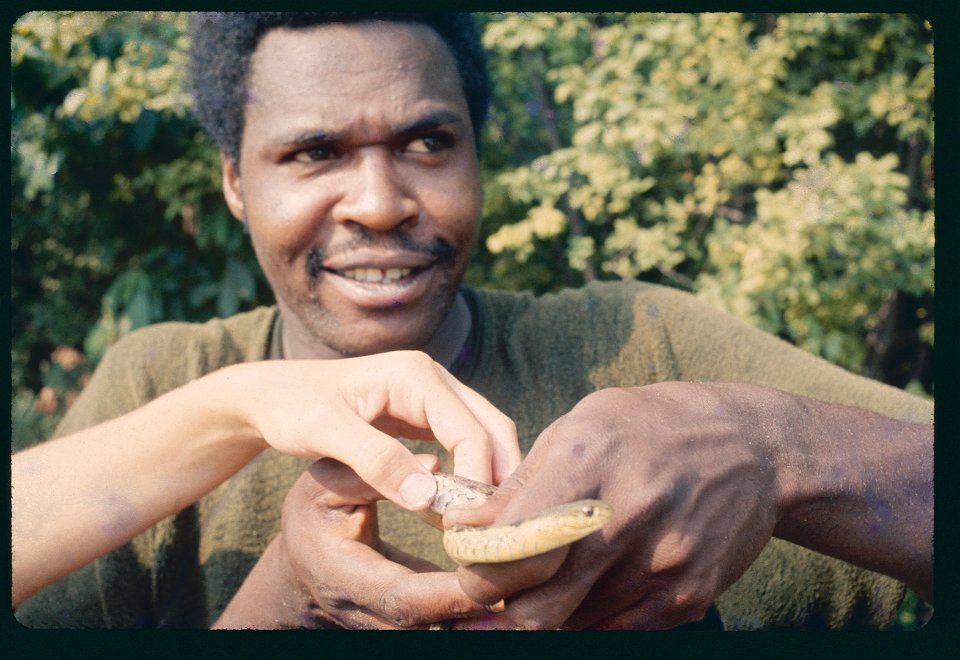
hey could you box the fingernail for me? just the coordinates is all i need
[487,600,506,613]
[399,472,437,507]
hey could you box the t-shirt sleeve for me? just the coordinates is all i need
[652,285,931,423]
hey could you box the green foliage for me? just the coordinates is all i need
[10,347,91,453]
[698,153,933,371]
[471,12,933,382]
[11,12,266,447]
[11,12,934,450]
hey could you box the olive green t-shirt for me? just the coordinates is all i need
[14,281,932,629]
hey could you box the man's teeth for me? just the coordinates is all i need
[340,267,412,283]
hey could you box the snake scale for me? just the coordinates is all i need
[421,473,613,565]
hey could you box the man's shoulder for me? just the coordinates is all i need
[100,305,278,371]
[467,279,687,355]
[117,306,275,347]
[471,279,690,318]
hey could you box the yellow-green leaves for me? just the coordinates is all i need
[474,12,933,383]
[12,11,262,445]
[697,152,932,371]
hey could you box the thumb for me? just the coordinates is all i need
[305,454,441,510]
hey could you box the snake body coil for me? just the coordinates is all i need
[426,473,613,565]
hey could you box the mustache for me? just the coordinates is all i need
[306,232,457,280]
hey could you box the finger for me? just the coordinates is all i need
[313,413,439,510]
[494,533,619,629]
[331,542,492,629]
[412,370,495,484]
[435,371,522,483]
[295,496,489,630]
[304,455,437,510]
[562,557,713,630]
[455,548,569,606]
[586,588,710,630]
[380,354,519,484]
[415,453,442,471]
[305,458,383,508]
[560,559,645,629]
[341,352,511,488]
[501,568,593,629]
[382,541,447,574]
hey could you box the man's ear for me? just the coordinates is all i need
[220,151,245,222]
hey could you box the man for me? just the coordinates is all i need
[15,12,932,629]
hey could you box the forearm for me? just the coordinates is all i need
[772,396,933,602]
[11,366,265,607]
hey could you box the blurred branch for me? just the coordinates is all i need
[521,46,597,282]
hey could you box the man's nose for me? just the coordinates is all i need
[331,148,419,232]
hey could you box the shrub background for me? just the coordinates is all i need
[11,12,933,443]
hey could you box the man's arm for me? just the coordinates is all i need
[447,382,932,628]
[771,396,932,602]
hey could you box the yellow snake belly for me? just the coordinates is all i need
[424,473,613,565]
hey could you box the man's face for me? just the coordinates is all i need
[222,21,483,359]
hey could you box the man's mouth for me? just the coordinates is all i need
[306,238,455,288]
[336,267,415,284]
[315,260,437,310]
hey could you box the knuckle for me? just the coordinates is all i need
[670,587,711,618]
[400,349,436,371]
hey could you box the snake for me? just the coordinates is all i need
[421,473,613,565]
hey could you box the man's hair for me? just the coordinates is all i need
[187,12,491,164]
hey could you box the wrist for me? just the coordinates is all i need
[765,392,819,530]
[769,393,867,537]
[719,385,811,530]
[192,363,271,455]
[767,394,933,599]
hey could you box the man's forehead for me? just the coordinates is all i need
[243,21,469,145]
[251,20,458,79]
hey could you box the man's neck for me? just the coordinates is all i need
[420,291,471,370]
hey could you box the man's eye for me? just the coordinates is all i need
[405,133,454,154]
[292,146,337,163]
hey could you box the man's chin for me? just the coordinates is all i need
[279,288,457,359]
[317,324,439,359]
